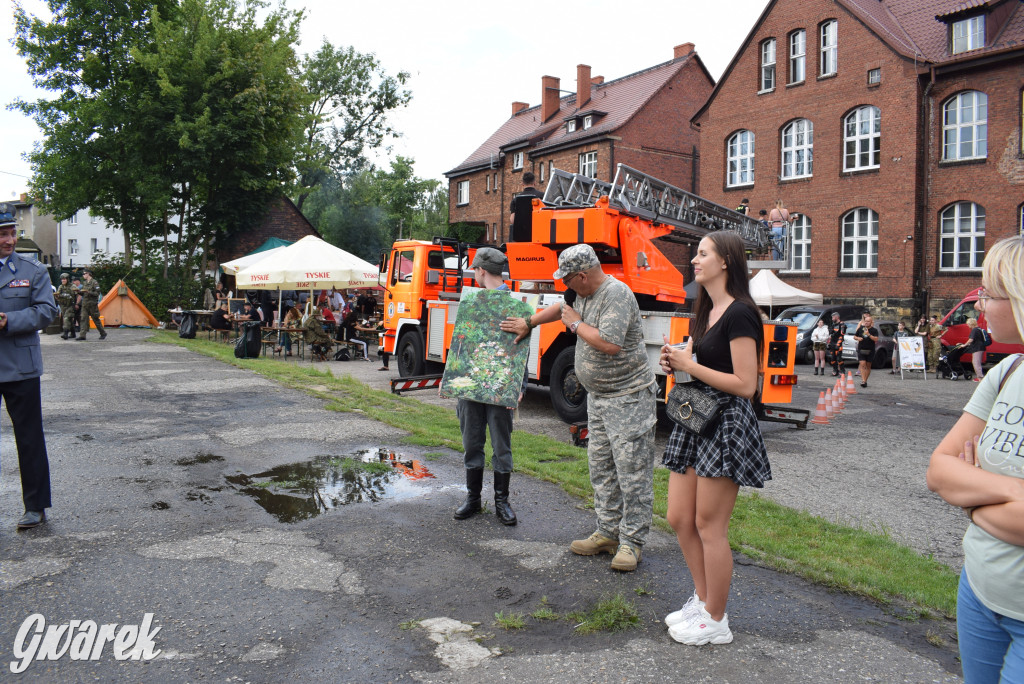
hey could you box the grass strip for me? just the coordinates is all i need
[154,331,959,617]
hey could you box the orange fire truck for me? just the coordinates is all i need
[379,165,807,427]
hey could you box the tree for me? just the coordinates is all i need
[294,40,411,211]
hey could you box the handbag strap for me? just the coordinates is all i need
[998,354,1024,394]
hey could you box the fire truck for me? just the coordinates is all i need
[379,165,806,428]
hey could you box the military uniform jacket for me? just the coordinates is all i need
[56,283,77,308]
[81,278,102,304]
[0,253,59,381]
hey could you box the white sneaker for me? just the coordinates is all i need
[664,591,704,628]
[669,607,733,645]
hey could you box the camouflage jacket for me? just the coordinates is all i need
[80,279,102,304]
[56,283,77,308]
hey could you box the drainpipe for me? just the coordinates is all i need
[918,64,936,318]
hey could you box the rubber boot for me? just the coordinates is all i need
[493,471,517,526]
[453,468,483,520]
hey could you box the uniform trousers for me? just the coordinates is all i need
[457,399,513,473]
[0,377,52,511]
[585,385,656,550]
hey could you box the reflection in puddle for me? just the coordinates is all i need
[226,448,436,523]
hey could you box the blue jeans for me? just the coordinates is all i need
[959,568,1024,683]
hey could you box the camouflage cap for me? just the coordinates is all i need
[60,272,69,279]
[471,247,507,276]
[553,244,600,280]
[82,268,92,276]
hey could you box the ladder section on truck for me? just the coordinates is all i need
[542,165,790,270]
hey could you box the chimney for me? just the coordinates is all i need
[541,75,560,123]
[512,101,528,116]
[674,42,695,59]
[591,76,604,85]
[577,64,592,108]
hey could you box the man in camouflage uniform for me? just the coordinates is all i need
[920,314,947,373]
[303,309,333,361]
[76,269,106,341]
[502,244,656,571]
[55,273,77,339]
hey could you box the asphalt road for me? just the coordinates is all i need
[0,330,972,682]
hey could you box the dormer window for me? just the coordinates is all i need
[583,115,593,130]
[952,15,984,54]
[567,120,577,133]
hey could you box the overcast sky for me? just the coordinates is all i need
[0,0,769,203]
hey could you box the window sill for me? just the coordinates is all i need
[779,175,813,184]
[780,270,810,276]
[785,80,805,89]
[839,270,878,276]
[455,202,469,207]
[726,182,755,190]
[817,72,836,81]
[757,87,776,96]
[867,81,881,88]
[840,167,880,177]
[938,268,982,274]
[938,157,987,168]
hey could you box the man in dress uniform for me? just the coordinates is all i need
[0,202,59,528]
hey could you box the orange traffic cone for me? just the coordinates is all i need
[846,371,857,395]
[831,383,842,414]
[811,391,830,425]
[824,389,834,420]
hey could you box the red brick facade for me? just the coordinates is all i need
[693,0,1024,319]
[447,45,714,267]
[215,195,320,264]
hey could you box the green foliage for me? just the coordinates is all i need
[566,594,640,635]
[493,611,526,630]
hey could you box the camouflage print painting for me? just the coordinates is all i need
[440,287,536,408]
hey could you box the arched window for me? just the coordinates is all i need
[943,91,987,160]
[788,214,811,272]
[781,119,813,179]
[726,130,755,187]
[841,208,878,272]
[939,202,985,270]
[843,106,880,171]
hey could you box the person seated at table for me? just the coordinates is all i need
[338,309,369,360]
[235,301,259,322]
[321,304,336,336]
[303,309,334,361]
[210,301,232,339]
[275,301,302,356]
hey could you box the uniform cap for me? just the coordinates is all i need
[471,247,507,276]
[553,244,600,280]
[0,203,15,229]
[60,272,69,279]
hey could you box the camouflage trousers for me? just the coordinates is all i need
[585,384,657,550]
[927,340,942,369]
[60,305,75,333]
[79,301,104,337]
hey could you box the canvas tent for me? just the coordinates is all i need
[749,269,823,317]
[98,280,160,327]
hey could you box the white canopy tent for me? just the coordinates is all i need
[749,269,823,317]
[220,245,289,276]
[235,235,379,292]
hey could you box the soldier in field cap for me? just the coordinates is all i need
[501,243,657,571]
[76,268,106,340]
[0,202,59,528]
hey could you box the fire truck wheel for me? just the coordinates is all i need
[550,347,588,424]
[396,330,425,377]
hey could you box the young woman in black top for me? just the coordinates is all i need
[853,313,879,388]
[659,231,770,646]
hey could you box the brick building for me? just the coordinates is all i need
[692,0,1024,318]
[215,195,319,264]
[445,43,714,264]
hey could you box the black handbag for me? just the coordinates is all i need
[666,382,730,437]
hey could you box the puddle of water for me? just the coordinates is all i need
[226,448,436,523]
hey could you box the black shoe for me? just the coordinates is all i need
[60,333,68,339]
[493,471,517,526]
[76,337,86,341]
[832,371,839,377]
[17,510,46,529]
[860,382,867,388]
[100,333,107,340]
[454,468,484,520]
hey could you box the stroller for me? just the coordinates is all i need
[937,343,973,380]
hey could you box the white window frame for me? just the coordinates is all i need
[579,151,597,178]
[943,91,988,161]
[90,212,98,224]
[456,180,469,206]
[1019,203,1024,236]
[820,21,837,76]
[939,202,986,271]
[952,15,985,54]
[67,213,78,225]
[781,119,813,179]
[538,162,545,183]
[105,237,110,253]
[583,115,592,130]
[512,152,524,170]
[68,239,78,256]
[787,214,812,272]
[843,106,881,171]
[841,208,878,272]
[567,120,576,133]
[867,68,881,85]
[760,39,776,91]
[486,174,491,193]
[90,238,98,254]
[789,30,806,84]
[726,130,755,187]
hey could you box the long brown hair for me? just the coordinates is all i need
[690,231,764,364]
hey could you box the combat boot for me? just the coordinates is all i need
[76,334,87,341]
[453,468,483,520]
[60,332,68,339]
[570,532,618,556]
[493,471,517,526]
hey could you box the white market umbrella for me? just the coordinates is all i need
[220,245,289,275]
[234,235,379,291]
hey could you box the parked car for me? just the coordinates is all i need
[939,286,1024,365]
[775,304,864,364]
[842,319,898,369]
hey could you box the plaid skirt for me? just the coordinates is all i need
[662,383,771,488]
